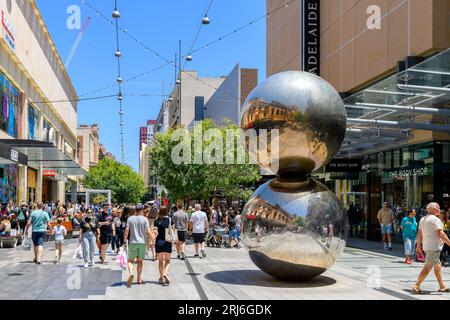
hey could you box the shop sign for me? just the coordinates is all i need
[301,0,320,75]
[326,159,362,172]
[389,167,430,178]
[43,170,56,178]
[1,10,15,51]
[10,149,18,162]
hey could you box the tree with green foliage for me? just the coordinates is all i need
[83,157,146,203]
[149,119,260,203]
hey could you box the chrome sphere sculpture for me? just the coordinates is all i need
[240,71,349,281]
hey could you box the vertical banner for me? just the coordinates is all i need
[302,0,320,75]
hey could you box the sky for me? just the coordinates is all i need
[35,0,267,173]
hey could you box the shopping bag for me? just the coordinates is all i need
[72,243,84,260]
[22,236,31,250]
[116,247,127,271]
[164,218,178,243]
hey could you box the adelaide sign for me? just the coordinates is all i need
[302,0,320,75]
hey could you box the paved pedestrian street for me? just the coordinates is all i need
[1,238,449,300]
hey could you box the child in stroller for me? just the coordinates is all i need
[206,225,230,248]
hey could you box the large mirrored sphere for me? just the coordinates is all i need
[242,177,348,281]
[240,71,347,176]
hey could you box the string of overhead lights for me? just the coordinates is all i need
[182,0,214,70]
[112,0,125,163]
[30,94,117,104]
[78,0,296,100]
[29,93,169,105]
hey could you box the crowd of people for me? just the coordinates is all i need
[1,198,243,287]
[376,201,450,267]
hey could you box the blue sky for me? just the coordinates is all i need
[35,0,266,172]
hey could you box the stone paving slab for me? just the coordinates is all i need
[1,239,450,300]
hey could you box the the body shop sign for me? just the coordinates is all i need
[301,0,320,75]
[2,10,15,51]
[390,167,430,178]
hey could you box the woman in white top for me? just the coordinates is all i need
[51,218,67,263]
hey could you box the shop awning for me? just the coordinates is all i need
[338,48,450,158]
[0,141,28,166]
[0,139,86,176]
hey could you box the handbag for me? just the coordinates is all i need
[165,218,178,243]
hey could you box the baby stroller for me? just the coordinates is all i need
[213,225,230,248]
[206,227,216,247]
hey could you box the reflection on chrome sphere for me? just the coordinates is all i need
[242,178,348,281]
[240,71,346,176]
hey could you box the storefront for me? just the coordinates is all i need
[330,141,450,240]
[0,139,85,203]
[27,167,37,203]
[0,141,27,204]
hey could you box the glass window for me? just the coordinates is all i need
[0,71,20,138]
[194,96,204,121]
[385,151,392,169]
[28,104,39,140]
[377,152,384,170]
[64,140,75,160]
[42,120,56,145]
[393,149,401,168]
[402,148,410,167]
[443,143,450,163]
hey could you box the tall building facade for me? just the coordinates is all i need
[77,124,100,172]
[204,64,258,126]
[139,120,156,189]
[266,0,450,240]
[0,0,83,204]
[167,70,225,128]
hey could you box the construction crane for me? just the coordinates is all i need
[65,17,91,69]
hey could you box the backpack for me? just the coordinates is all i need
[18,209,26,222]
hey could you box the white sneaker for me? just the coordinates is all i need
[88,262,94,267]
[84,263,89,269]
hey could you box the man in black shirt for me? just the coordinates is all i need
[98,204,115,264]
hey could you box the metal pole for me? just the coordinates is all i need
[179,40,182,125]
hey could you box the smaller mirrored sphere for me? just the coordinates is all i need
[242,177,349,281]
[240,71,347,176]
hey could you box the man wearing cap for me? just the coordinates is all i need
[124,204,154,287]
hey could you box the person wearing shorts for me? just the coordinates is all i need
[124,204,154,287]
[52,218,67,264]
[189,204,208,258]
[413,202,450,293]
[25,203,51,265]
[98,204,115,264]
[172,204,188,260]
[154,206,173,285]
[377,202,394,250]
